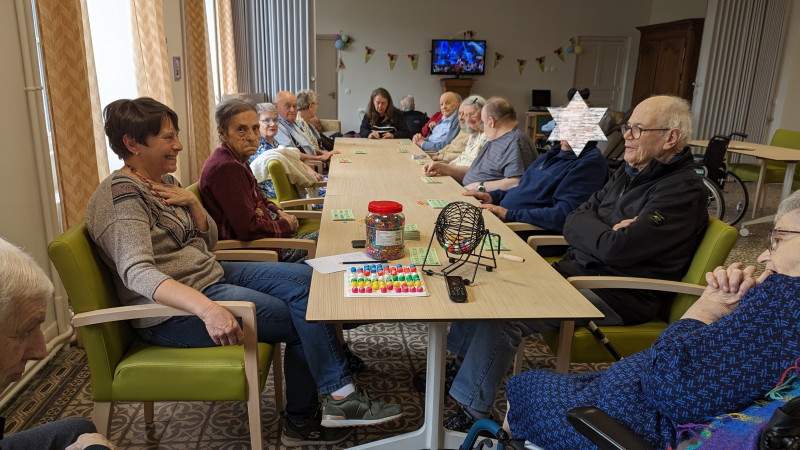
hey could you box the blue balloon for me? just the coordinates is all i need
[566,45,575,54]
[335,39,344,49]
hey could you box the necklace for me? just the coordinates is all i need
[126,164,194,232]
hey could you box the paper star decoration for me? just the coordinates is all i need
[547,92,607,155]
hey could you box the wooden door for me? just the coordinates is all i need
[573,36,630,110]
[314,35,338,119]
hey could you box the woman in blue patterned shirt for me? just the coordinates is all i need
[501,190,800,449]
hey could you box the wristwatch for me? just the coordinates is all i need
[477,182,486,193]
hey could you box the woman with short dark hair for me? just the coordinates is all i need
[87,97,402,447]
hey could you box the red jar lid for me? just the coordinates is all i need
[368,200,403,214]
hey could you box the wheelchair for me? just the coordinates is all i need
[696,132,750,226]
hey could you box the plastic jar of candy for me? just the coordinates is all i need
[365,201,405,260]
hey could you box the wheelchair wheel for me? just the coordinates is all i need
[719,172,749,226]
[702,177,725,221]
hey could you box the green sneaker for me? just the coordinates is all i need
[281,413,352,447]
[321,386,404,427]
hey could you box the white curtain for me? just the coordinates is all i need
[231,0,313,97]
[692,0,789,145]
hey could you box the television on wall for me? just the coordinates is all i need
[431,39,486,76]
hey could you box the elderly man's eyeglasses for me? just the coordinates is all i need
[259,118,278,125]
[769,228,800,253]
[620,124,671,139]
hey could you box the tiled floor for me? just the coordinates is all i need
[0,183,779,449]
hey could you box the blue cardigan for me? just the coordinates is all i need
[488,145,608,233]
[506,273,800,449]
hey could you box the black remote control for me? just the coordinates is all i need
[445,275,468,303]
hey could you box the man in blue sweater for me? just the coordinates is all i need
[463,140,607,233]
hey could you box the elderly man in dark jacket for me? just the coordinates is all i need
[443,95,709,432]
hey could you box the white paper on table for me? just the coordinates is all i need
[305,252,371,274]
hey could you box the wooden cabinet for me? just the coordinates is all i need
[631,19,703,107]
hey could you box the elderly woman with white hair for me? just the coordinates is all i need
[500,190,800,449]
[0,238,114,449]
[296,89,337,151]
[446,94,487,167]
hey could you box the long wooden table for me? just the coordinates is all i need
[307,138,602,449]
[688,139,800,232]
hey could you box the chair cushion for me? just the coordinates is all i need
[728,162,787,184]
[542,320,668,363]
[106,338,274,402]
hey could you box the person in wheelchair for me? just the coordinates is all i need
[502,190,800,449]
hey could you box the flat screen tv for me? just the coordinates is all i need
[431,39,486,76]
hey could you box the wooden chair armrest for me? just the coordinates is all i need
[215,249,279,262]
[280,198,325,208]
[505,222,544,232]
[527,235,568,250]
[306,161,324,173]
[566,276,706,296]
[216,238,317,258]
[284,210,322,220]
[73,302,260,371]
[313,181,328,188]
[72,301,256,328]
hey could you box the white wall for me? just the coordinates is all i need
[316,0,659,133]
[650,0,708,24]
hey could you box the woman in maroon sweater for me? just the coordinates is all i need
[199,99,317,262]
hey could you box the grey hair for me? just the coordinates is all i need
[449,92,463,103]
[256,103,279,116]
[400,95,415,112]
[462,95,487,132]
[776,190,800,224]
[296,89,317,111]
[0,238,53,326]
[653,95,692,151]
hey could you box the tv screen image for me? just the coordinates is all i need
[431,39,486,75]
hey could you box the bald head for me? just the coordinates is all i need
[274,91,298,123]
[623,95,692,170]
[440,92,461,118]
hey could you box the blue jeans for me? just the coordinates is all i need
[447,289,624,413]
[135,261,351,425]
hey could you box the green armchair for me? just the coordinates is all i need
[266,159,323,237]
[48,222,281,448]
[516,216,738,370]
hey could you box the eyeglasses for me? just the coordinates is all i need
[259,118,277,125]
[769,228,800,252]
[620,124,671,139]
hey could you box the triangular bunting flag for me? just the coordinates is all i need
[494,52,504,68]
[516,59,527,75]
[388,53,398,70]
[408,54,419,70]
[365,46,376,63]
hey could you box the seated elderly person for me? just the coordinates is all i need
[200,99,319,263]
[412,92,461,151]
[446,95,487,167]
[274,90,337,164]
[296,89,336,151]
[87,97,402,446]
[464,140,607,232]
[430,103,471,162]
[502,190,800,449]
[400,95,429,136]
[444,95,708,433]
[248,102,323,201]
[0,238,114,450]
[359,87,411,139]
[423,97,535,192]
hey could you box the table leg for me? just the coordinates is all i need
[752,161,768,219]
[781,162,796,201]
[555,320,575,373]
[351,322,466,450]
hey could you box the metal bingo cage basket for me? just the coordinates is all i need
[422,201,498,284]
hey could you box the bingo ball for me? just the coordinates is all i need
[341,34,349,42]
[566,45,574,54]
[574,45,583,55]
[335,39,345,49]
